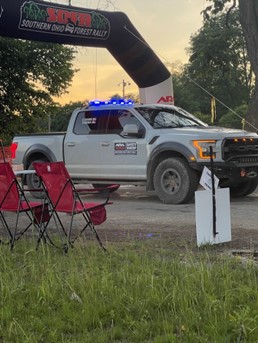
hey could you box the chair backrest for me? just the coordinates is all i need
[0,162,20,210]
[33,162,75,212]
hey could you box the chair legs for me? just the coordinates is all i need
[0,212,13,245]
[42,208,107,253]
[0,205,51,250]
[62,211,107,252]
[77,211,107,251]
[0,202,107,253]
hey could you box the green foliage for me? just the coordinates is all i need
[219,103,248,129]
[50,102,83,132]
[1,242,258,342]
[109,93,139,102]
[109,93,122,99]
[173,72,204,113]
[193,112,212,125]
[175,8,253,122]
[125,92,140,103]
[203,0,237,20]
[0,37,77,143]
[202,0,258,130]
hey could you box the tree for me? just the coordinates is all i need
[203,0,258,131]
[50,102,83,132]
[172,73,203,113]
[0,37,77,143]
[218,103,247,129]
[185,8,252,121]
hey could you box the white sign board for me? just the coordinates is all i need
[199,166,219,191]
[195,188,231,246]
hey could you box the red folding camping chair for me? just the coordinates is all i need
[0,162,49,249]
[33,161,115,252]
[0,140,12,165]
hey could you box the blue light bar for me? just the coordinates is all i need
[89,99,134,107]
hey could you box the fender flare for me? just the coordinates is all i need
[146,142,195,190]
[23,144,57,168]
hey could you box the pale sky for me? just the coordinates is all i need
[53,0,206,104]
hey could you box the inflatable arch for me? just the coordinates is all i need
[0,0,173,103]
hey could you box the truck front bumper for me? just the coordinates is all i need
[190,161,258,186]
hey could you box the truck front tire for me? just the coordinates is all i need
[153,157,199,204]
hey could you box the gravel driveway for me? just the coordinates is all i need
[2,185,258,253]
[95,185,258,252]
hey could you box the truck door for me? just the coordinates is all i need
[64,109,105,178]
[98,109,148,179]
[64,108,148,180]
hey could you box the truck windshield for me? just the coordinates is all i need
[135,106,208,129]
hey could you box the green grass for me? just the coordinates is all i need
[1,239,258,342]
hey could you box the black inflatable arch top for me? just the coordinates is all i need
[0,0,170,89]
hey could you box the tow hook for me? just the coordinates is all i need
[241,168,257,178]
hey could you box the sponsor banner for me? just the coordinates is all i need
[0,0,173,102]
[114,142,137,155]
[18,1,110,40]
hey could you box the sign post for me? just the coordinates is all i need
[210,146,218,238]
[195,147,231,246]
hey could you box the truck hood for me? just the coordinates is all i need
[159,126,258,139]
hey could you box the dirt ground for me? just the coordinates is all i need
[97,223,258,254]
[4,220,258,258]
[2,185,258,256]
[94,185,258,255]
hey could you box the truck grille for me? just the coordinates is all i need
[222,137,258,164]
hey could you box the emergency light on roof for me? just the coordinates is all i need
[89,99,134,107]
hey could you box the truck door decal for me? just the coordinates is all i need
[114,142,137,155]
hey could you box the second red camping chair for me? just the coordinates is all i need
[33,161,115,252]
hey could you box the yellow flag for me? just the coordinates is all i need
[211,97,216,123]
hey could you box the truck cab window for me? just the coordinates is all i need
[73,109,145,136]
[116,110,145,137]
[73,111,90,134]
[73,110,109,134]
[107,110,123,134]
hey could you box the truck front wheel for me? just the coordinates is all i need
[153,157,199,204]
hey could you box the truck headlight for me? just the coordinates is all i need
[192,140,217,159]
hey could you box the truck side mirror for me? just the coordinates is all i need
[122,124,140,137]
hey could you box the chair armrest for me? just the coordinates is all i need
[74,185,117,206]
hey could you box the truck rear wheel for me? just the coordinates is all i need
[27,159,47,199]
[153,157,199,204]
[229,179,258,197]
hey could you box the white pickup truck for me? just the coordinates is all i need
[12,100,258,204]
